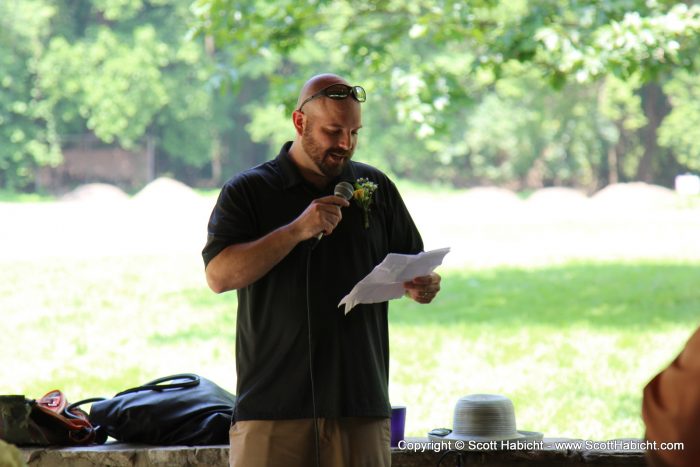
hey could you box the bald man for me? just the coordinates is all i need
[203,73,441,467]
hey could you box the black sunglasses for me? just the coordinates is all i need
[297,83,366,112]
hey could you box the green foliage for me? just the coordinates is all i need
[188,0,700,188]
[1,0,231,190]
[40,28,170,147]
[93,0,145,21]
[658,68,700,171]
[0,0,62,190]
[484,1,700,85]
[193,1,700,92]
[4,0,700,191]
[245,103,291,149]
[0,190,55,203]
[38,0,224,161]
[360,64,649,188]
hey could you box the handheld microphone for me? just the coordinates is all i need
[315,181,355,241]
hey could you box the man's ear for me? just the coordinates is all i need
[292,110,305,136]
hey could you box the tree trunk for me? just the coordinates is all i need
[146,133,156,182]
[637,83,671,182]
[210,136,222,186]
[607,144,618,185]
[204,33,223,186]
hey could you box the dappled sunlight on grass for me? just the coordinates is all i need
[388,263,698,438]
[2,190,700,441]
[393,263,700,328]
[389,323,692,439]
[2,254,697,439]
[0,254,237,400]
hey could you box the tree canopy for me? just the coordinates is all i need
[3,0,230,189]
[191,0,700,188]
[194,0,700,88]
[2,0,700,191]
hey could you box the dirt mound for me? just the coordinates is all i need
[453,187,522,209]
[132,177,201,205]
[527,187,589,209]
[60,183,129,203]
[591,182,677,209]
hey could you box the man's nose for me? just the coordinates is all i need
[337,131,352,150]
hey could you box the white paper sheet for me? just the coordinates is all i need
[338,247,451,314]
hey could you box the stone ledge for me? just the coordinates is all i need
[22,444,227,467]
[20,438,647,466]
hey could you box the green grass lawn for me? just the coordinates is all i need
[1,253,697,440]
[0,190,56,203]
[388,262,699,439]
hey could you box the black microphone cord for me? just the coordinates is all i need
[304,181,353,467]
[306,241,321,467]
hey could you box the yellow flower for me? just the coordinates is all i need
[353,178,377,229]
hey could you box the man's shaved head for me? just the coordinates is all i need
[289,73,363,188]
[295,73,350,111]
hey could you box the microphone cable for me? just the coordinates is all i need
[304,181,354,467]
[306,240,322,467]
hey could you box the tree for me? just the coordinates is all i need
[5,1,700,191]
[658,66,700,173]
[1,0,239,190]
[38,0,229,184]
[193,0,700,108]
[192,0,700,188]
[0,0,61,190]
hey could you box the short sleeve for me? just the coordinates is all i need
[202,176,258,267]
[385,178,424,255]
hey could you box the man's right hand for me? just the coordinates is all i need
[206,195,351,293]
[291,195,351,240]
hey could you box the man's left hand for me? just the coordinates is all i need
[404,272,441,304]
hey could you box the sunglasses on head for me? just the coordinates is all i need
[297,83,367,112]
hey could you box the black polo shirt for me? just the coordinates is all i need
[202,142,423,421]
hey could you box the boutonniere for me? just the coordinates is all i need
[353,177,378,229]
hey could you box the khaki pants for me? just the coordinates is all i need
[229,417,391,467]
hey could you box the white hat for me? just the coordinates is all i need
[428,394,543,446]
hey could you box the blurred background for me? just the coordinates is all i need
[2,0,700,441]
[4,0,700,193]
